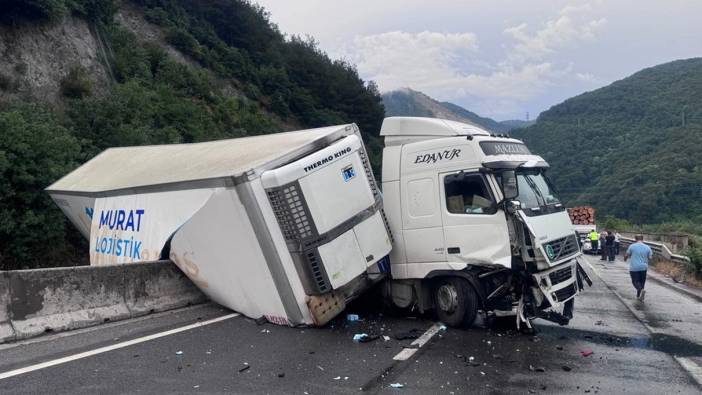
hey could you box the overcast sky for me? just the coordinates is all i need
[253,0,702,121]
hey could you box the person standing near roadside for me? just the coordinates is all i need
[599,230,608,261]
[589,229,599,255]
[605,231,616,261]
[614,231,622,255]
[624,235,653,301]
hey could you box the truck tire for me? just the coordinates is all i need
[433,278,478,328]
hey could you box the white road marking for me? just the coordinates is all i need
[0,313,239,381]
[393,323,443,361]
[674,357,702,387]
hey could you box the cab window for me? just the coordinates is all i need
[444,173,496,214]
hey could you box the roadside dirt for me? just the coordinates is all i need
[652,259,702,288]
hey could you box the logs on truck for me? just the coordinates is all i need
[567,206,595,225]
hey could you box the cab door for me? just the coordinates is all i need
[439,170,511,267]
[401,173,446,264]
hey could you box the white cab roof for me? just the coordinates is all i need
[380,117,491,137]
[47,124,354,194]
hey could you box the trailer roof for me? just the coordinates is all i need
[47,125,355,194]
[380,117,491,137]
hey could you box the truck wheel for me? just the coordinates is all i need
[433,278,478,328]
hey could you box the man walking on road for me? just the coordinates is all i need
[624,235,653,301]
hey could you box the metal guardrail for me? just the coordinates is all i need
[620,237,692,266]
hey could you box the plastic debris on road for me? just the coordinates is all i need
[383,335,391,341]
[390,383,404,388]
[347,314,361,321]
[580,348,594,357]
[175,351,183,355]
[353,333,380,343]
[353,333,369,342]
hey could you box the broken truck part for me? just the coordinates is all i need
[48,117,586,328]
[47,125,392,326]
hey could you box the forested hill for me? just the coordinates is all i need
[0,0,385,270]
[511,58,702,224]
[382,88,511,132]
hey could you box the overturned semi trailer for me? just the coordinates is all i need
[47,125,392,326]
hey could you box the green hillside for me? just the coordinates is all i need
[382,88,510,132]
[0,0,384,270]
[511,58,702,224]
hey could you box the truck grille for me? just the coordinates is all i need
[267,183,316,244]
[305,249,330,294]
[544,235,579,262]
[549,266,573,286]
[553,283,576,302]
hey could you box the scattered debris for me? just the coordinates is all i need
[394,329,424,340]
[580,349,594,357]
[238,365,250,373]
[261,329,271,333]
[193,385,200,389]
[529,365,546,372]
[562,366,572,372]
[347,314,361,321]
[595,320,605,326]
[317,365,325,371]
[277,373,285,378]
[480,371,486,376]
[333,376,341,380]
[353,333,380,343]
[556,346,564,351]
[353,333,368,342]
[439,324,447,331]
[175,351,183,355]
[383,336,391,342]
[390,383,404,388]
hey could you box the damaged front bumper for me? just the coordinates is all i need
[533,260,579,308]
[517,259,591,329]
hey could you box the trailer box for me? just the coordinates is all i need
[47,124,392,326]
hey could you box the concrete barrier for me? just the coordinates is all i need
[1,261,207,344]
[124,261,207,316]
[0,272,14,343]
[9,265,131,339]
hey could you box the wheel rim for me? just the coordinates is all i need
[437,284,459,313]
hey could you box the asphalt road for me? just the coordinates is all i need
[1,255,701,394]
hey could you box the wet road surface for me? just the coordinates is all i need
[1,255,700,394]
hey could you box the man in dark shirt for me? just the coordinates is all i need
[605,231,616,262]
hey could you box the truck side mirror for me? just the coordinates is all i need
[501,170,519,199]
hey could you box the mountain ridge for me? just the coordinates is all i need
[511,57,702,224]
[382,88,515,132]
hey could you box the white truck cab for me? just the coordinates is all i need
[380,117,587,328]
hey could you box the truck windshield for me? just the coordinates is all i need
[516,170,562,215]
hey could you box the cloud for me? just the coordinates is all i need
[340,2,607,118]
[504,8,607,64]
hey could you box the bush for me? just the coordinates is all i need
[0,105,83,270]
[60,67,92,98]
